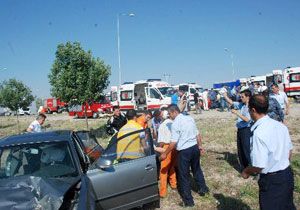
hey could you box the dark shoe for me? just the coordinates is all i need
[179,201,195,208]
[198,186,209,196]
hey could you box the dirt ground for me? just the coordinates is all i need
[0,103,300,209]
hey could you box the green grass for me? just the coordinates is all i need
[291,154,300,193]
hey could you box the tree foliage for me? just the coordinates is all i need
[48,42,111,105]
[0,79,34,111]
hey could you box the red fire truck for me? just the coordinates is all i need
[68,97,112,118]
[44,98,68,114]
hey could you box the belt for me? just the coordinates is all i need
[260,166,290,177]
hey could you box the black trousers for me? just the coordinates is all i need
[237,127,251,170]
[259,167,296,210]
[177,145,207,205]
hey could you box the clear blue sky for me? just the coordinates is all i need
[1,0,300,98]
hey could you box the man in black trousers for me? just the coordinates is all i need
[223,89,252,171]
[242,95,295,210]
[160,104,209,207]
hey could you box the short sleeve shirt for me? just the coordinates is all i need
[250,116,292,174]
[28,120,42,132]
[232,102,251,129]
[270,91,288,109]
[171,114,199,151]
[157,119,172,144]
[268,97,284,122]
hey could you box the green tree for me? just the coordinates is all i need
[0,79,35,133]
[48,42,111,129]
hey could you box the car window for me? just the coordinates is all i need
[149,88,161,99]
[121,91,133,101]
[290,73,300,82]
[190,88,196,94]
[75,131,104,164]
[0,141,78,179]
[101,128,154,164]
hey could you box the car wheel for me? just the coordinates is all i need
[47,109,52,114]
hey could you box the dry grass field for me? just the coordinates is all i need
[0,103,299,210]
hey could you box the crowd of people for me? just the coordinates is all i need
[26,81,295,209]
[104,81,295,209]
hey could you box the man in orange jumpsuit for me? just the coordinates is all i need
[157,109,177,198]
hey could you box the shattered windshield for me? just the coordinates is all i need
[0,141,78,179]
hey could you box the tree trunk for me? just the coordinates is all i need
[16,112,20,134]
[84,104,89,130]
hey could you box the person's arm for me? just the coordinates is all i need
[154,145,166,153]
[285,99,289,115]
[196,133,205,155]
[241,166,262,179]
[282,92,289,115]
[231,109,250,122]
[26,122,34,132]
[275,99,285,123]
[223,92,233,106]
[159,142,176,161]
[289,150,292,161]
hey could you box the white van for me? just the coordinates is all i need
[119,79,172,111]
[283,67,300,98]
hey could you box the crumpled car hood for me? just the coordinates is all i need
[0,176,78,210]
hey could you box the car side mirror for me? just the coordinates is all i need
[96,157,113,170]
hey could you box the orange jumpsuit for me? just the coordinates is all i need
[159,144,177,197]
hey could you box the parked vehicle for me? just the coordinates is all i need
[44,98,68,114]
[0,107,13,116]
[0,129,159,209]
[283,67,300,99]
[118,79,172,111]
[68,97,112,118]
[108,86,119,107]
[177,83,203,108]
[17,107,31,115]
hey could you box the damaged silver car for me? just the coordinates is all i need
[0,129,159,209]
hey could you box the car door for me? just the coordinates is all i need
[87,128,159,210]
[145,87,163,110]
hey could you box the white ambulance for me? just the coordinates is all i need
[283,67,300,98]
[118,79,172,111]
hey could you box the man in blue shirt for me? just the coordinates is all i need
[224,89,252,170]
[171,90,179,105]
[160,105,209,207]
[242,95,295,210]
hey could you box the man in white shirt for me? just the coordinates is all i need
[270,83,289,115]
[157,109,177,198]
[202,89,209,111]
[27,113,47,133]
[160,105,209,207]
[242,95,295,210]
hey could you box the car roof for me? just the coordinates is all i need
[0,130,73,147]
